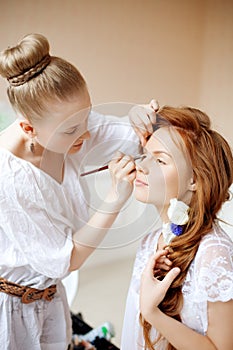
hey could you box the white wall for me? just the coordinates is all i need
[199,0,233,144]
[0,0,204,107]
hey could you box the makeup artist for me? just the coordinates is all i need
[0,33,155,350]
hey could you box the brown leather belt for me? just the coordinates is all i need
[0,277,57,304]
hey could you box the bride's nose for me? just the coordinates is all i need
[136,154,149,174]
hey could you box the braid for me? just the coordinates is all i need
[7,54,51,86]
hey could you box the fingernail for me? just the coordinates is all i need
[173,267,180,274]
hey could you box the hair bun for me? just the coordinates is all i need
[0,33,50,82]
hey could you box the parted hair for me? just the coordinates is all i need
[141,106,233,350]
[0,33,86,122]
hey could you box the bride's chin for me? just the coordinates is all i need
[134,192,148,203]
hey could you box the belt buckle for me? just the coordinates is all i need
[21,288,43,304]
[42,286,56,301]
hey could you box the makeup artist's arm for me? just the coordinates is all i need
[69,152,136,270]
[140,253,233,350]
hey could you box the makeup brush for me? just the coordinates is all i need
[80,154,142,177]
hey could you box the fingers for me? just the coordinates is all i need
[155,255,173,271]
[146,254,180,284]
[130,109,153,135]
[118,159,136,181]
[162,267,181,289]
[140,253,180,311]
[143,249,177,284]
[107,152,136,205]
[109,152,136,182]
[143,250,168,278]
[150,99,159,113]
[109,152,134,169]
[129,100,160,147]
[141,99,160,127]
[131,106,155,134]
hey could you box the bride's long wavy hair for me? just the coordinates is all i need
[141,106,233,350]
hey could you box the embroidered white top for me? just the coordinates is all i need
[121,225,233,350]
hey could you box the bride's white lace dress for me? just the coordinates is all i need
[121,225,233,349]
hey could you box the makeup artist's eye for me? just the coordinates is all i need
[64,127,78,135]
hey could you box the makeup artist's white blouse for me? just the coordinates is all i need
[121,225,233,350]
[0,111,139,350]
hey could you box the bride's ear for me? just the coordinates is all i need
[188,178,197,192]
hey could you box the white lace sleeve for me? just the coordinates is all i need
[194,227,233,302]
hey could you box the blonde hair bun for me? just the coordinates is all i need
[0,33,50,82]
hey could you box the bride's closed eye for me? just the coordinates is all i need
[156,157,166,165]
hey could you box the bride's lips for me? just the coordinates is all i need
[135,178,148,186]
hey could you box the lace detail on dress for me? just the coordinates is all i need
[180,225,233,334]
[183,226,233,303]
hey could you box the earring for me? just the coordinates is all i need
[30,137,35,153]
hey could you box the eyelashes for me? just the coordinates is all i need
[64,127,78,135]
[156,158,166,165]
[139,153,167,165]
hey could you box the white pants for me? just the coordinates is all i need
[0,282,72,350]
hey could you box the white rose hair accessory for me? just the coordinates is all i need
[162,198,190,245]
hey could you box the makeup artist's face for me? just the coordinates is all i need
[33,88,91,154]
[134,127,193,211]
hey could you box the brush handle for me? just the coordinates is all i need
[80,155,142,177]
[80,165,109,177]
